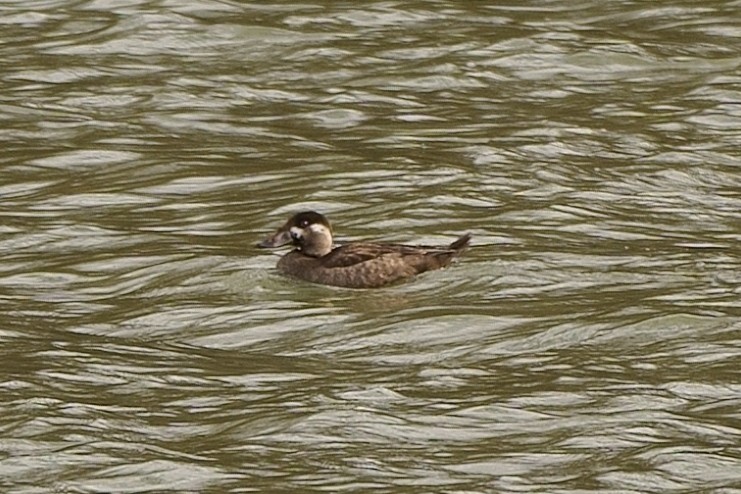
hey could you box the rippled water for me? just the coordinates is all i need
[2,0,740,492]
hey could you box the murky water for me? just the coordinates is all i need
[2,0,740,492]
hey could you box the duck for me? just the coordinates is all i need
[257,211,471,288]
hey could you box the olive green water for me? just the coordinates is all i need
[1,1,740,493]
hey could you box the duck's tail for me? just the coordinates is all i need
[428,233,471,269]
[448,233,472,252]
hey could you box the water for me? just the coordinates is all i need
[1,1,740,492]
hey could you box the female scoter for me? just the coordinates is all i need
[257,211,470,288]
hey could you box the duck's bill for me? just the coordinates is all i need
[257,229,292,248]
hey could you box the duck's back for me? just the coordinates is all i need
[277,234,470,288]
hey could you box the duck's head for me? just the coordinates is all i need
[257,211,333,257]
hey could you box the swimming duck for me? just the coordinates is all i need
[257,211,470,288]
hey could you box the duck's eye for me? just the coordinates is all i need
[299,220,309,228]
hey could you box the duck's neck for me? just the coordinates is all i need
[299,224,333,257]
[301,240,332,257]
[300,248,327,258]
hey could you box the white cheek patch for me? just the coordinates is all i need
[289,226,304,239]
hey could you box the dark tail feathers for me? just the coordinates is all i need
[448,233,471,252]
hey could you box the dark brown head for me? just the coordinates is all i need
[257,211,333,257]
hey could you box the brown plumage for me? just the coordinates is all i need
[257,211,470,288]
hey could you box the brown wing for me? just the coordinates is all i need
[294,238,469,288]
